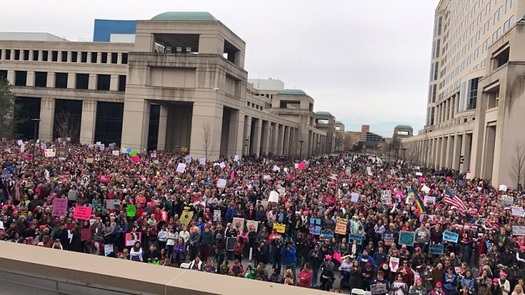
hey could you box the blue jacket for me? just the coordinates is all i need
[280,246,296,265]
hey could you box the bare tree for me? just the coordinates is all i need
[334,133,345,152]
[53,110,79,143]
[509,141,525,190]
[202,122,213,160]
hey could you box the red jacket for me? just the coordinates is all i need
[298,270,313,287]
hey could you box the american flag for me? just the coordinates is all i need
[443,186,468,214]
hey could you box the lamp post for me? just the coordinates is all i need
[299,140,304,159]
[31,118,40,161]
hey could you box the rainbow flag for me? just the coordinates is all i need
[409,186,426,216]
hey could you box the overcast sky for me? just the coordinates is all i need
[2,0,440,137]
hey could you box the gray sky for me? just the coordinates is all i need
[2,0,440,137]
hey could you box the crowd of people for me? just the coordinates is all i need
[1,139,525,295]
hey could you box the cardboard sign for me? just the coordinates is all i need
[429,243,444,255]
[511,206,525,217]
[268,191,279,203]
[351,192,360,203]
[246,220,259,232]
[320,230,334,239]
[389,257,400,272]
[73,206,92,220]
[273,223,286,233]
[104,244,113,256]
[126,205,136,217]
[443,230,459,243]
[348,233,363,245]
[176,163,186,174]
[179,210,194,228]
[105,199,121,209]
[216,178,227,188]
[383,233,394,246]
[512,225,525,236]
[335,218,348,235]
[125,232,142,247]
[398,231,415,247]
[52,198,68,216]
[309,218,322,235]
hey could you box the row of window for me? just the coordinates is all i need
[246,101,263,111]
[0,49,128,64]
[0,70,126,92]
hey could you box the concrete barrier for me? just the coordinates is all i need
[0,242,327,294]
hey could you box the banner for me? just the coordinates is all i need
[335,218,348,235]
[52,198,68,216]
[398,231,415,247]
[73,206,92,220]
[309,218,322,235]
[429,243,444,254]
[125,232,142,247]
[348,233,363,245]
[443,230,459,243]
[273,222,286,233]
[126,205,136,217]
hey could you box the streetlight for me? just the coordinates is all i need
[31,118,40,161]
[299,140,304,159]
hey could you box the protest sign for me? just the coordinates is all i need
[502,195,514,206]
[73,206,92,220]
[309,218,322,235]
[429,243,444,255]
[320,230,334,239]
[272,165,280,172]
[421,185,431,194]
[105,199,120,209]
[512,225,525,236]
[268,191,279,203]
[112,150,120,156]
[226,237,236,251]
[297,162,306,170]
[233,217,245,232]
[217,178,227,188]
[443,230,459,243]
[126,205,136,217]
[104,244,113,256]
[98,175,110,183]
[273,223,286,233]
[125,232,142,247]
[335,218,348,235]
[371,284,388,295]
[234,155,239,162]
[383,233,394,246]
[398,231,415,247]
[52,198,68,216]
[246,220,259,232]
[389,257,400,272]
[367,166,373,176]
[44,149,56,157]
[213,210,221,222]
[348,233,363,245]
[176,163,186,173]
[351,192,360,203]
[179,210,194,228]
[499,184,508,191]
[424,196,436,205]
[511,206,525,217]
[199,157,206,165]
[184,155,192,163]
[381,190,391,205]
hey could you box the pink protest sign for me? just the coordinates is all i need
[98,175,110,183]
[418,177,426,182]
[298,162,306,170]
[130,155,140,163]
[52,198,68,216]
[73,206,92,220]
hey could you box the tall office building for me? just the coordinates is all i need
[404,0,525,188]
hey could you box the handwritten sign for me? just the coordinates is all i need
[502,195,514,206]
[179,210,194,228]
[105,199,121,209]
[335,218,348,235]
[176,163,186,174]
[52,198,68,216]
[348,233,363,245]
[309,218,322,235]
[443,230,459,243]
[125,232,142,247]
[371,283,388,295]
[73,206,92,220]
[512,225,525,236]
[273,222,286,233]
[268,191,279,203]
[320,230,334,239]
[499,184,508,191]
[398,231,415,247]
[126,205,136,217]
[511,206,525,217]
[383,233,394,246]
[217,178,227,188]
[351,192,360,203]
[429,243,444,254]
[381,190,391,204]
[421,185,431,194]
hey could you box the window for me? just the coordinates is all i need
[55,73,68,88]
[32,50,39,61]
[42,50,48,61]
[118,75,126,92]
[96,74,110,90]
[14,71,27,86]
[34,72,47,87]
[75,74,89,90]
[0,70,8,80]
[23,50,29,61]
[81,52,87,63]
[121,53,128,64]
[52,51,58,61]
[14,50,20,60]
[5,49,11,60]
[94,102,124,146]
[90,52,97,63]
[101,52,108,64]
[61,51,68,62]
[71,51,77,63]
[111,53,118,64]
[0,49,2,60]
[506,0,512,12]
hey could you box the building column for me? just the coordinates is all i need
[79,100,97,144]
[243,115,252,156]
[252,118,262,156]
[272,123,278,154]
[67,73,75,89]
[278,124,285,155]
[47,72,55,88]
[228,109,244,158]
[110,75,119,91]
[39,97,55,142]
[445,135,453,168]
[261,121,270,155]
[186,102,223,160]
[156,105,168,150]
[7,70,14,84]
[452,134,461,170]
[121,99,150,151]
[26,71,35,87]
[283,126,290,156]
[88,74,97,90]
[463,133,472,174]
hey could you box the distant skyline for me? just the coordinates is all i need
[1,0,440,137]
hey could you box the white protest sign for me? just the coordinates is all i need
[511,206,525,217]
[176,163,186,173]
[351,192,360,203]
[499,184,508,191]
[199,157,206,165]
[217,179,227,188]
[424,196,436,204]
[380,190,391,204]
[512,225,525,236]
[185,155,192,163]
[389,257,400,272]
[367,166,373,176]
[269,191,279,203]
[421,185,431,194]
[44,149,56,158]
[272,165,280,172]
[234,155,239,162]
[219,162,226,169]
[415,172,423,176]
[112,150,120,156]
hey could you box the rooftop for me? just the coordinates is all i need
[151,11,216,21]
[278,89,307,96]
[315,111,332,116]
[395,124,413,129]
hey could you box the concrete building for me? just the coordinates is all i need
[314,111,336,154]
[0,12,336,160]
[335,120,346,152]
[393,124,413,141]
[403,0,525,188]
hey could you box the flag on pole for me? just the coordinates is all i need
[409,186,426,217]
[444,186,468,214]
